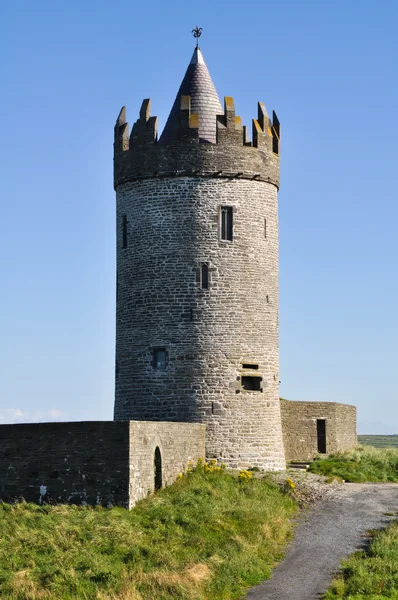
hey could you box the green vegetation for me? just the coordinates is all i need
[359,435,398,449]
[324,522,398,599]
[308,446,398,483]
[0,462,296,600]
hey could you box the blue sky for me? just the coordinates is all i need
[1,0,397,433]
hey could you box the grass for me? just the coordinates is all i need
[0,462,296,600]
[324,522,398,599]
[359,435,398,449]
[308,446,398,483]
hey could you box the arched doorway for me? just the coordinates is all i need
[154,446,162,490]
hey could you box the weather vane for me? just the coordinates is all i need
[192,26,203,48]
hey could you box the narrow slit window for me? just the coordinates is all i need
[220,206,233,241]
[201,263,209,289]
[242,363,259,370]
[122,215,127,249]
[154,447,162,490]
[264,218,267,239]
[317,420,327,454]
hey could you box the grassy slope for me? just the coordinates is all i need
[308,446,398,483]
[324,523,398,599]
[0,466,296,600]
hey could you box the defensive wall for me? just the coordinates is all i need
[0,400,357,507]
[0,421,205,508]
[280,399,357,462]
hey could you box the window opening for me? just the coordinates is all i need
[154,447,162,490]
[153,348,167,370]
[220,206,233,241]
[122,215,127,249]
[242,364,259,370]
[241,376,262,391]
[317,420,327,454]
[201,263,209,289]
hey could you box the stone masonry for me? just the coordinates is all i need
[0,421,205,508]
[128,421,205,507]
[113,46,286,470]
[280,399,357,462]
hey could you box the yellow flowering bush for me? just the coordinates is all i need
[186,458,226,475]
[284,477,296,493]
[238,470,253,480]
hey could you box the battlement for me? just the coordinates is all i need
[114,96,280,189]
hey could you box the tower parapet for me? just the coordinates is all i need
[114,96,281,189]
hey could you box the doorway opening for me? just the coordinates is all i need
[317,419,326,454]
[154,446,162,490]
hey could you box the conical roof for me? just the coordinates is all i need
[159,47,223,144]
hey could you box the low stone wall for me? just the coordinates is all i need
[0,421,205,508]
[280,400,357,462]
[129,421,206,507]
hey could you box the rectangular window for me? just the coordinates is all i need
[241,376,262,391]
[122,215,127,249]
[220,206,233,241]
[317,419,327,453]
[201,263,209,289]
[153,348,167,370]
[242,363,259,370]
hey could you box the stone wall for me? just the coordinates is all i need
[280,400,357,462]
[114,175,285,470]
[128,421,205,507]
[0,422,130,506]
[0,421,205,508]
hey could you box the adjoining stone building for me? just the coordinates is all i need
[0,41,357,508]
[280,400,357,462]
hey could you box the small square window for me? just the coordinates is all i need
[241,376,262,391]
[153,348,167,370]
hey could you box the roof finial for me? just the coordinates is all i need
[192,26,203,48]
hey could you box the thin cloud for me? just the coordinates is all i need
[0,408,68,424]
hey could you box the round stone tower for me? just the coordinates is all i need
[113,46,286,470]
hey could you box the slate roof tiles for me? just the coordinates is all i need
[159,47,223,144]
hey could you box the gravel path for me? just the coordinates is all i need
[246,483,398,600]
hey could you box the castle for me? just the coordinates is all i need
[0,42,357,508]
